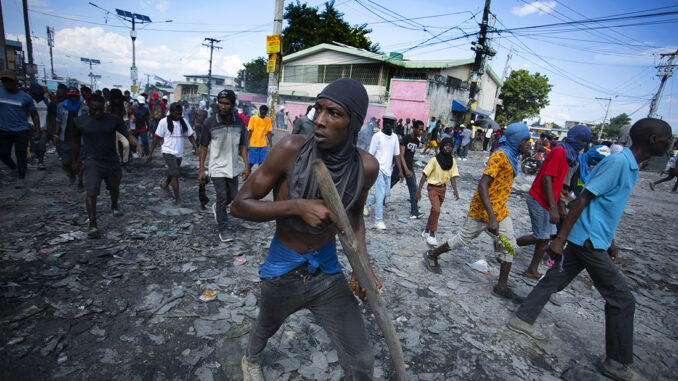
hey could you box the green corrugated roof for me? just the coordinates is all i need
[283,43,502,86]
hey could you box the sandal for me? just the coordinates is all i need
[422,251,442,274]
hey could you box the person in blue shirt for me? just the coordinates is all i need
[0,70,40,189]
[508,118,673,381]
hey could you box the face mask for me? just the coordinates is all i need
[237,108,242,114]
[382,120,394,135]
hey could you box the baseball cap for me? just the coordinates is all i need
[162,95,168,100]
[66,87,80,96]
[0,70,17,80]
[137,95,146,104]
[152,92,159,99]
[382,112,396,121]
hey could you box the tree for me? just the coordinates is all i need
[282,1,380,55]
[495,69,552,126]
[605,113,631,139]
[237,57,268,94]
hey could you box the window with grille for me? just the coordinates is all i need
[284,64,381,85]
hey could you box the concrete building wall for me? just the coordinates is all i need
[441,65,470,81]
[279,82,386,103]
[387,79,430,124]
[476,73,499,118]
[426,81,468,126]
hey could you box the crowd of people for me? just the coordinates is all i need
[1,71,675,381]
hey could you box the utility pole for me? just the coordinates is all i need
[46,26,56,79]
[144,73,152,92]
[0,2,7,70]
[202,38,222,100]
[492,44,512,118]
[22,0,35,83]
[648,49,678,118]
[596,97,612,141]
[80,57,100,90]
[267,0,284,123]
[464,0,495,125]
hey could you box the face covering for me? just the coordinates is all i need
[436,138,455,170]
[559,124,592,165]
[287,78,368,234]
[382,119,395,135]
[496,123,530,177]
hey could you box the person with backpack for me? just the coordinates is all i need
[132,95,150,156]
[149,93,166,136]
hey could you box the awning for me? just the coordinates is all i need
[472,109,490,118]
[452,100,466,111]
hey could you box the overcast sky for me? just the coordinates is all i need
[2,0,677,130]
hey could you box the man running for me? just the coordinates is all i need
[231,78,380,381]
[198,90,248,242]
[0,71,40,188]
[147,103,198,204]
[509,118,673,381]
[422,123,532,303]
[71,94,141,238]
[517,125,591,278]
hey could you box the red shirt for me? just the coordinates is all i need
[529,145,569,210]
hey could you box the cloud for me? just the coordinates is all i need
[141,0,170,13]
[511,1,556,17]
[26,26,243,89]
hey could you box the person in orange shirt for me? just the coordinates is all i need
[246,105,272,176]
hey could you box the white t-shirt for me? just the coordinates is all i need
[368,130,400,177]
[28,99,48,131]
[154,117,194,157]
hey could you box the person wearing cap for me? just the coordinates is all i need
[56,86,89,189]
[132,95,151,156]
[0,70,41,188]
[363,112,404,230]
[198,90,248,242]
[149,92,166,136]
[231,78,380,380]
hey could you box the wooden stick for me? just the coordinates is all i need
[311,159,407,381]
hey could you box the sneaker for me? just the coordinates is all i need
[426,235,438,246]
[422,251,442,274]
[15,178,25,189]
[218,231,233,243]
[375,222,386,230]
[493,285,525,304]
[112,209,122,217]
[507,314,545,340]
[363,206,369,216]
[410,212,424,219]
[37,163,46,170]
[241,355,265,381]
[87,227,101,239]
[649,182,656,191]
[421,230,430,239]
[601,357,641,381]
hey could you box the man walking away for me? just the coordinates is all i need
[71,94,141,238]
[364,112,403,230]
[459,125,473,160]
[56,87,88,189]
[292,105,316,136]
[509,118,672,381]
[231,78,380,381]
[246,105,272,176]
[27,84,49,170]
[401,120,424,219]
[147,103,198,204]
[0,71,40,188]
[198,90,248,242]
[133,95,150,156]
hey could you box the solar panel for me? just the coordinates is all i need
[92,59,101,64]
[132,13,151,22]
[116,9,134,18]
[80,57,89,62]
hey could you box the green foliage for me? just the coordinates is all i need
[495,69,552,126]
[237,57,268,94]
[592,113,631,140]
[282,1,380,55]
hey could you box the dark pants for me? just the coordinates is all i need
[246,270,373,380]
[137,130,149,155]
[516,241,635,364]
[459,143,470,158]
[483,137,490,151]
[391,164,420,216]
[0,130,31,179]
[212,176,238,232]
[654,171,678,191]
